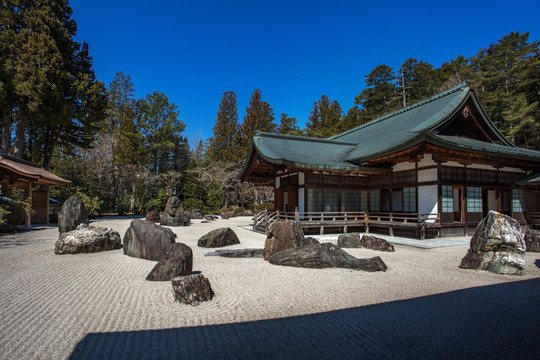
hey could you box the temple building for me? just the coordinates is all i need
[240,82,540,237]
[0,155,71,226]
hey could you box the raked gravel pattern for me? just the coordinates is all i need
[0,216,539,359]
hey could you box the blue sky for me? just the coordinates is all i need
[70,0,540,145]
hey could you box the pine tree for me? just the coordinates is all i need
[354,65,400,120]
[207,91,242,162]
[471,31,540,147]
[240,89,276,154]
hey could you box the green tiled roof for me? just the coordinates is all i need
[432,135,540,160]
[246,82,540,175]
[252,132,360,171]
[335,82,472,162]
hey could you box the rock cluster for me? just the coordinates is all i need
[160,196,190,226]
[197,227,240,248]
[337,233,394,252]
[123,219,176,260]
[58,196,88,234]
[146,243,193,281]
[55,224,121,255]
[460,211,526,275]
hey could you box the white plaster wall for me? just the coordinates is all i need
[275,177,280,188]
[418,154,435,167]
[467,164,497,170]
[393,162,415,171]
[418,168,437,182]
[298,172,305,185]
[298,188,305,213]
[418,185,438,223]
[499,167,526,173]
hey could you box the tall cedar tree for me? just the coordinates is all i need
[0,0,106,168]
[277,113,303,136]
[240,89,276,155]
[207,91,242,162]
[306,95,343,138]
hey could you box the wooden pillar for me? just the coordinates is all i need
[45,185,50,224]
[25,182,32,227]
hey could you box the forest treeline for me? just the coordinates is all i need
[1,1,539,215]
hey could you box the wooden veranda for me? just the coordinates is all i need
[253,209,441,240]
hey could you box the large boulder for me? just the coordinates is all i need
[123,219,176,260]
[337,233,362,248]
[160,196,190,226]
[172,274,214,306]
[146,243,193,281]
[264,220,305,260]
[55,224,121,255]
[524,229,540,252]
[269,243,387,272]
[197,227,240,248]
[460,211,526,275]
[58,196,88,234]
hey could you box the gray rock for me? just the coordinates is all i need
[55,224,121,254]
[203,215,217,221]
[191,209,204,220]
[337,233,362,248]
[58,196,88,234]
[172,274,214,305]
[460,211,526,275]
[197,227,240,248]
[160,196,190,226]
[204,248,264,258]
[524,229,540,252]
[264,220,305,260]
[220,212,229,219]
[123,219,176,260]
[269,243,387,272]
[146,243,193,281]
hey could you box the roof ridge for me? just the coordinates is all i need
[255,131,356,146]
[330,81,470,140]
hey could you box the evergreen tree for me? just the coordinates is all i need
[277,113,303,135]
[354,65,400,120]
[207,91,242,162]
[398,59,438,107]
[0,0,106,167]
[138,91,187,174]
[306,95,343,138]
[471,31,539,148]
[240,89,276,154]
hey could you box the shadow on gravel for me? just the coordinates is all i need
[69,278,540,360]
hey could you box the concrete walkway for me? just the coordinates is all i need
[312,233,471,249]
